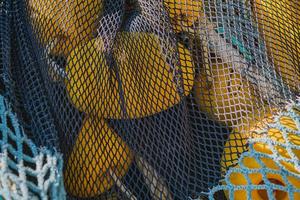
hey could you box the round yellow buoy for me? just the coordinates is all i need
[194,63,261,127]
[65,33,195,119]
[64,117,133,198]
[28,0,104,56]
[164,0,204,33]
[252,0,300,92]
[222,112,300,199]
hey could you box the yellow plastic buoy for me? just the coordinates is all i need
[64,117,133,198]
[194,63,260,127]
[164,0,204,32]
[65,33,195,119]
[253,0,300,92]
[27,0,103,56]
[65,37,114,117]
[222,112,300,200]
[113,32,195,118]
[227,156,300,200]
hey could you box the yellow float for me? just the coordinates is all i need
[164,0,204,33]
[27,0,103,56]
[65,33,195,119]
[222,111,300,199]
[253,0,300,92]
[64,117,133,198]
[194,63,260,127]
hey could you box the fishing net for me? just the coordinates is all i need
[1,0,299,199]
[209,99,300,200]
[0,94,65,200]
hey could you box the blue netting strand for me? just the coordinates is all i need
[208,98,300,200]
[0,0,11,100]
[0,94,65,200]
[10,0,60,150]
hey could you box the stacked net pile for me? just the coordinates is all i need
[1,0,299,199]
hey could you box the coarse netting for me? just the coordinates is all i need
[209,99,300,200]
[0,94,65,200]
[1,0,299,199]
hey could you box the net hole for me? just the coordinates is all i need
[258,178,287,200]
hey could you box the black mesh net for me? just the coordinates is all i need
[1,0,299,199]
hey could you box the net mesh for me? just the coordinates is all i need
[208,99,300,200]
[0,94,65,200]
[1,0,299,199]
